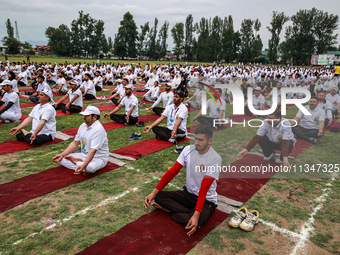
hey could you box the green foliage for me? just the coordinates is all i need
[2,19,20,54]
[267,11,289,63]
[171,22,184,60]
[239,18,263,62]
[114,12,138,59]
[281,8,339,65]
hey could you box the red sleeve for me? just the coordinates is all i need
[156,161,183,191]
[195,176,215,212]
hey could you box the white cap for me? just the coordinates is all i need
[125,84,134,89]
[41,89,54,102]
[254,87,261,91]
[0,80,13,86]
[166,82,172,86]
[70,80,78,85]
[116,79,122,83]
[79,105,100,116]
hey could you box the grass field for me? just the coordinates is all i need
[0,54,216,67]
[0,75,339,254]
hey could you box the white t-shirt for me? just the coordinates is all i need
[177,145,222,205]
[80,80,96,97]
[317,100,333,119]
[29,103,56,139]
[1,92,21,117]
[56,77,67,91]
[105,72,113,82]
[120,94,139,117]
[296,105,325,130]
[11,80,19,93]
[67,88,83,108]
[75,120,109,159]
[162,103,188,133]
[206,98,227,119]
[251,94,265,110]
[18,72,28,85]
[144,86,160,98]
[93,76,103,89]
[326,94,340,111]
[151,91,174,108]
[36,82,51,93]
[257,117,296,144]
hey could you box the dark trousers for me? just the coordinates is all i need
[16,132,52,145]
[84,93,96,100]
[18,81,26,87]
[152,107,164,116]
[152,126,186,141]
[95,85,102,91]
[258,135,294,160]
[110,114,138,125]
[55,103,82,114]
[197,116,216,128]
[111,98,120,106]
[292,125,318,141]
[244,106,252,116]
[155,186,216,226]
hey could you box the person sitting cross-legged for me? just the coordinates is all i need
[52,106,109,175]
[144,125,222,236]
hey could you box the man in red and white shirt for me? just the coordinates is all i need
[145,125,221,236]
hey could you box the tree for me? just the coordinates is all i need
[107,37,113,50]
[45,24,72,56]
[267,12,289,63]
[239,18,263,62]
[196,18,210,62]
[137,22,149,56]
[208,16,223,61]
[171,22,184,60]
[2,19,20,54]
[221,15,240,62]
[185,14,194,61]
[157,21,169,59]
[281,8,339,65]
[114,12,138,59]
[146,18,158,59]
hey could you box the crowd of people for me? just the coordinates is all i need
[1,59,340,235]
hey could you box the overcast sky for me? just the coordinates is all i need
[1,0,340,51]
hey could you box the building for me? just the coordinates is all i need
[0,44,8,54]
[33,45,51,54]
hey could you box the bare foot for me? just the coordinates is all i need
[152,202,170,213]
[64,155,82,165]
[20,129,30,136]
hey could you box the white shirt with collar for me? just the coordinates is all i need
[29,103,56,139]
[162,102,188,133]
[80,80,96,97]
[1,91,21,117]
[207,98,227,119]
[75,120,109,159]
[120,94,139,117]
[257,117,296,144]
[67,88,83,107]
[326,93,340,111]
[317,100,333,119]
[151,91,174,108]
[296,105,325,130]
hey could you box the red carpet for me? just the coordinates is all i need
[77,209,228,255]
[62,114,159,136]
[216,154,280,203]
[0,138,64,155]
[0,162,120,212]
[111,138,190,159]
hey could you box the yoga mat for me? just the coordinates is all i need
[111,138,190,159]
[216,154,280,203]
[61,114,159,137]
[0,138,64,155]
[77,209,228,255]
[0,162,120,212]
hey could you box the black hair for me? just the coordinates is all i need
[174,91,185,98]
[195,125,213,139]
[311,96,319,102]
[91,114,100,120]
[123,78,129,83]
[85,73,91,79]
[8,71,16,80]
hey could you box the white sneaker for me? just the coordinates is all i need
[239,210,259,232]
[275,158,284,164]
[263,153,275,161]
[228,207,248,228]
